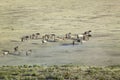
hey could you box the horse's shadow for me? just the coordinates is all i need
[9,51,22,56]
[61,43,79,46]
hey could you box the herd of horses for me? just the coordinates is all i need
[20,30,92,43]
[2,30,92,56]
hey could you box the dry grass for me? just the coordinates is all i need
[0,65,120,80]
[0,0,120,66]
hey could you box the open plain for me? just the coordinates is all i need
[0,0,120,66]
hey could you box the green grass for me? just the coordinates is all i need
[0,65,120,80]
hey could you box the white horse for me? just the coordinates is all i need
[2,50,9,55]
[77,34,83,38]
[76,34,83,43]
[42,39,47,43]
[3,51,9,55]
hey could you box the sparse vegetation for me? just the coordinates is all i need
[0,0,120,80]
[0,65,119,80]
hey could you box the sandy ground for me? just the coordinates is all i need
[0,0,120,66]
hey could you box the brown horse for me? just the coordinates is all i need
[50,34,56,41]
[31,34,36,39]
[83,30,92,40]
[83,30,92,37]
[35,33,40,39]
[14,46,18,52]
[21,36,29,42]
[44,34,50,41]
[41,35,47,43]
[65,32,72,39]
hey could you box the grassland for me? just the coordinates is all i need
[0,1,120,79]
[0,65,120,80]
[0,0,120,66]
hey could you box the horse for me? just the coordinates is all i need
[21,36,29,42]
[72,39,83,46]
[77,34,83,39]
[42,40,47,43]
[65,32,72,39]
[84,34,91,41]
[14,46,18,52]
[83,30,92,37]
[72,40,75,46]
[50,34,56,41]
[44,34,50,41]
[26,50,32,56]
[41,35,47,43]
[35,33,40,39]
[2,50,10,56]
[21,37,24,42]
[83,30,92,40]
[25,36,29,40]
[32,34,36,39]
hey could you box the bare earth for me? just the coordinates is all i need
[0,0,120,66]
